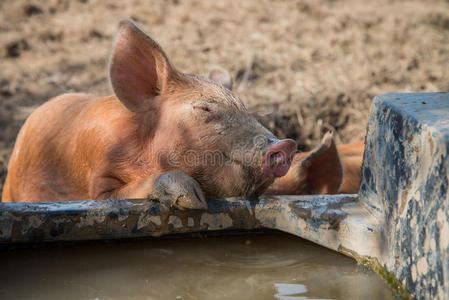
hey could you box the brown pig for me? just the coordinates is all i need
[2,20,297,209]
[337,140,364,194]
[266,133,364,195]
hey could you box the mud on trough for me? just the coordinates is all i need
[1,0,449,195]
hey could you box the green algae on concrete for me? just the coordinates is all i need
[360,256,413,300]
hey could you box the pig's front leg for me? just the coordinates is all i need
[97,171,208,210]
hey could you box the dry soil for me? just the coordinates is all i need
[1,0,449,194]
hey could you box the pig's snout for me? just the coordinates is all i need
[262,139,297,178]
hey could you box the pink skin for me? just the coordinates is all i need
[262,139,297,178]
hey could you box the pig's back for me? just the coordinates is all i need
[2,93,104,202]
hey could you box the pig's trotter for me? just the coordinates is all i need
[150,170,208,210]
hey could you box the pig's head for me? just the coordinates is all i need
[109,20,296,198]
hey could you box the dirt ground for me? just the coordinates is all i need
[1,0,449,195]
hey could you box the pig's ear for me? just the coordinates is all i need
[110,19,179,112]
[208,66,233,90]
[297,132,343,194]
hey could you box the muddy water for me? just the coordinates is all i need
[0,234,395,300]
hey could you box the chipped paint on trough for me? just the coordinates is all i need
[1,93,449,299]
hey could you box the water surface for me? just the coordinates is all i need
[0,234,396,300]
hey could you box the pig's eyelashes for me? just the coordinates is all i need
[193,105,219,123]
[193,105,212,113]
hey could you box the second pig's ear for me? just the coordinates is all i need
[109,19,180,112]
[208,66,233,90]
[296,132,343,194]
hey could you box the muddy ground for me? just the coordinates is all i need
[1,0,449,194]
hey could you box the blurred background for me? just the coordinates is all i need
[1,0,449,193]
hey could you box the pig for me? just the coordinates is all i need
[266,133,364,195]
[2,20,297,209]
[336,140,364,194]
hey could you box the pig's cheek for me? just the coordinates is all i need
[226,161,245,183]
[213,166,240,196]
[176,120,186,129]
[213,123,228,135]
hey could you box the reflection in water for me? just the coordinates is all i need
[274,283,308,299]
[273,283,332,300]
[0,234,396,300]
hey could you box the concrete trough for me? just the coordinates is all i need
[360,93,449,299]
[1,93,448,299]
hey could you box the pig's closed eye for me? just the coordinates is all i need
[193,105,219,122]
[193,105,212,113]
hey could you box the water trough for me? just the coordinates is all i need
[1,93,448,299]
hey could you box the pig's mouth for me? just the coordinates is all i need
[249,176,275,196]
[223,139,296,197]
